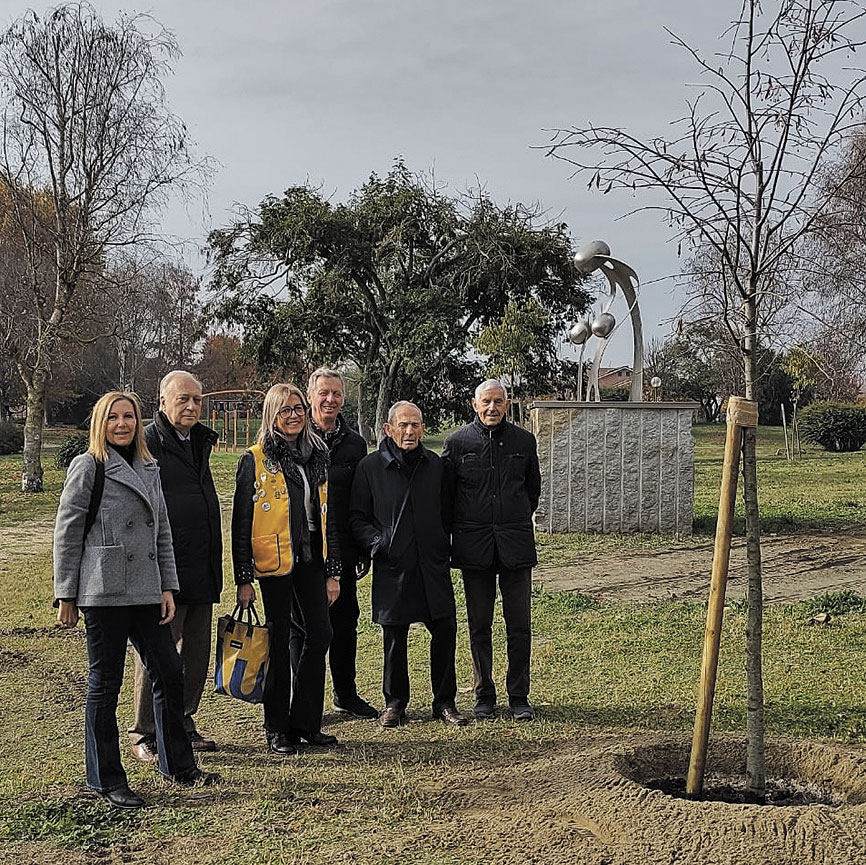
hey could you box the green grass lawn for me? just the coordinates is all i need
[3,422,864,540]
[0,423,864,863]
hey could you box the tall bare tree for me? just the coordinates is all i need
[0,2,207,491]
[548,0,866,798]
[96,254,204,392]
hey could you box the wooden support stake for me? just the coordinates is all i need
[686,396,758,798]
[246,409,251,447]
[233,409,238,453]
[781,404,791,461]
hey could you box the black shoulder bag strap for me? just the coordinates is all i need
[82,457,105,548]
[388,460,420,555]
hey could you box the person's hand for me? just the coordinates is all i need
[326,577,340,606]
[237,582,256,609]
[160,591,176,625]
[356,558,371,579]
[57,600,79,628]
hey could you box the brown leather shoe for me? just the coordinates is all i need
[436,706,469,727]
[188,731,218,752]
[379,706,407,728]
[131,739,158,763]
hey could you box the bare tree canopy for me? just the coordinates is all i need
[0,2,209,491]
[547,0,866,800]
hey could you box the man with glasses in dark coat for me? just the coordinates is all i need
[128,370,222,761]
[442,379,541,722]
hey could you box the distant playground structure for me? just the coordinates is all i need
[202,390,265,452]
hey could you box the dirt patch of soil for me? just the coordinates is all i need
[434,734,866,865]
[0,516,55,565]
[535,531,866,604]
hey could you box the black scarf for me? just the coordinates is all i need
[385,435,424,470]
[311,415,347,450]
[262,430,328,490]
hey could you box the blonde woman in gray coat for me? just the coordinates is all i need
[54,391,219,808]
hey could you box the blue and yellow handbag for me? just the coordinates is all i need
[214,604,270,704]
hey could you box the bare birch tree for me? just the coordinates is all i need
[0,2,208,491]
[547,0,866,799]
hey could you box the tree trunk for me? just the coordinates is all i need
[374,358,400,440]
[21,369,49,492]
[742,281,765,801]
[356,377,373,445]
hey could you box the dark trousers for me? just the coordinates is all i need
[259,557,332,734]
[461,564,532,703]
[381,616,458,714]
[129,602,213,743]
[291,558,362,702]
[82,605,196,793]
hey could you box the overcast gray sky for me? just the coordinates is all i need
[1,0,731,363]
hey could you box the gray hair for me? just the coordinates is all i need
[159,369,203,399]
[474,379,508,401]
[307,367,345,394]
[387,400,423,424]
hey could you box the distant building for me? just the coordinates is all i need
[598,365,633,391]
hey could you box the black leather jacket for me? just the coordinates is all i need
[442,417,541,570]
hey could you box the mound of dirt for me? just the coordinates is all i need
[433,734,866,865]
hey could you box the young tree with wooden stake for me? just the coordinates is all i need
[547,0,866,800]
[0,3,208,492]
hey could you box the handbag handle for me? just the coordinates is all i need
[231,602,263,627]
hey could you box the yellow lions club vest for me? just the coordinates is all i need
[249,443,328,578]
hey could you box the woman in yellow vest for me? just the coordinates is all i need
[232,383,342,754]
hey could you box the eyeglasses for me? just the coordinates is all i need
[277,405,306,418]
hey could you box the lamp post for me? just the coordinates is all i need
[567,240,645,402]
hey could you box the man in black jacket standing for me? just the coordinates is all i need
[129,370,222,760]
[442,380,541,721]
[298,367,377,720]
[350,401,467,728]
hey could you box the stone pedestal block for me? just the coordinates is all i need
[530,401,698,535]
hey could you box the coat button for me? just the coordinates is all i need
[148,552,155,560]
[146,519,154,527]
[127,553,134,561]
[126,520,134,527]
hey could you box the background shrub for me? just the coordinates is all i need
[0,421,24,455]
[798,402,866,452]
[55,433,89,469]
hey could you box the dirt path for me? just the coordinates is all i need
[5,516,866,605]
[535,530,866,605]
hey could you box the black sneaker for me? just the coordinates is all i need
[509,700,536,722]
[473,701,497,721]
[333,694,379,719]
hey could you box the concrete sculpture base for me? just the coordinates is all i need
[530,401,698,535]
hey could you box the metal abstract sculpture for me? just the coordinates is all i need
[567,240,644,402]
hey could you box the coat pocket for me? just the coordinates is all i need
[79,545,127,596]
[252,533,283,575]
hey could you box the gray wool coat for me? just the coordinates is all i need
[53,449,179,607]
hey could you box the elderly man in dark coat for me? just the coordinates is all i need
[128,370,222,760]
[442,379,541,722]
[350,401,467,728]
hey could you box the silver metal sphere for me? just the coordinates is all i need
[574,240,612,275]
[567,320,591,345]
[591,311,616,338]
[650,376,662,388]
